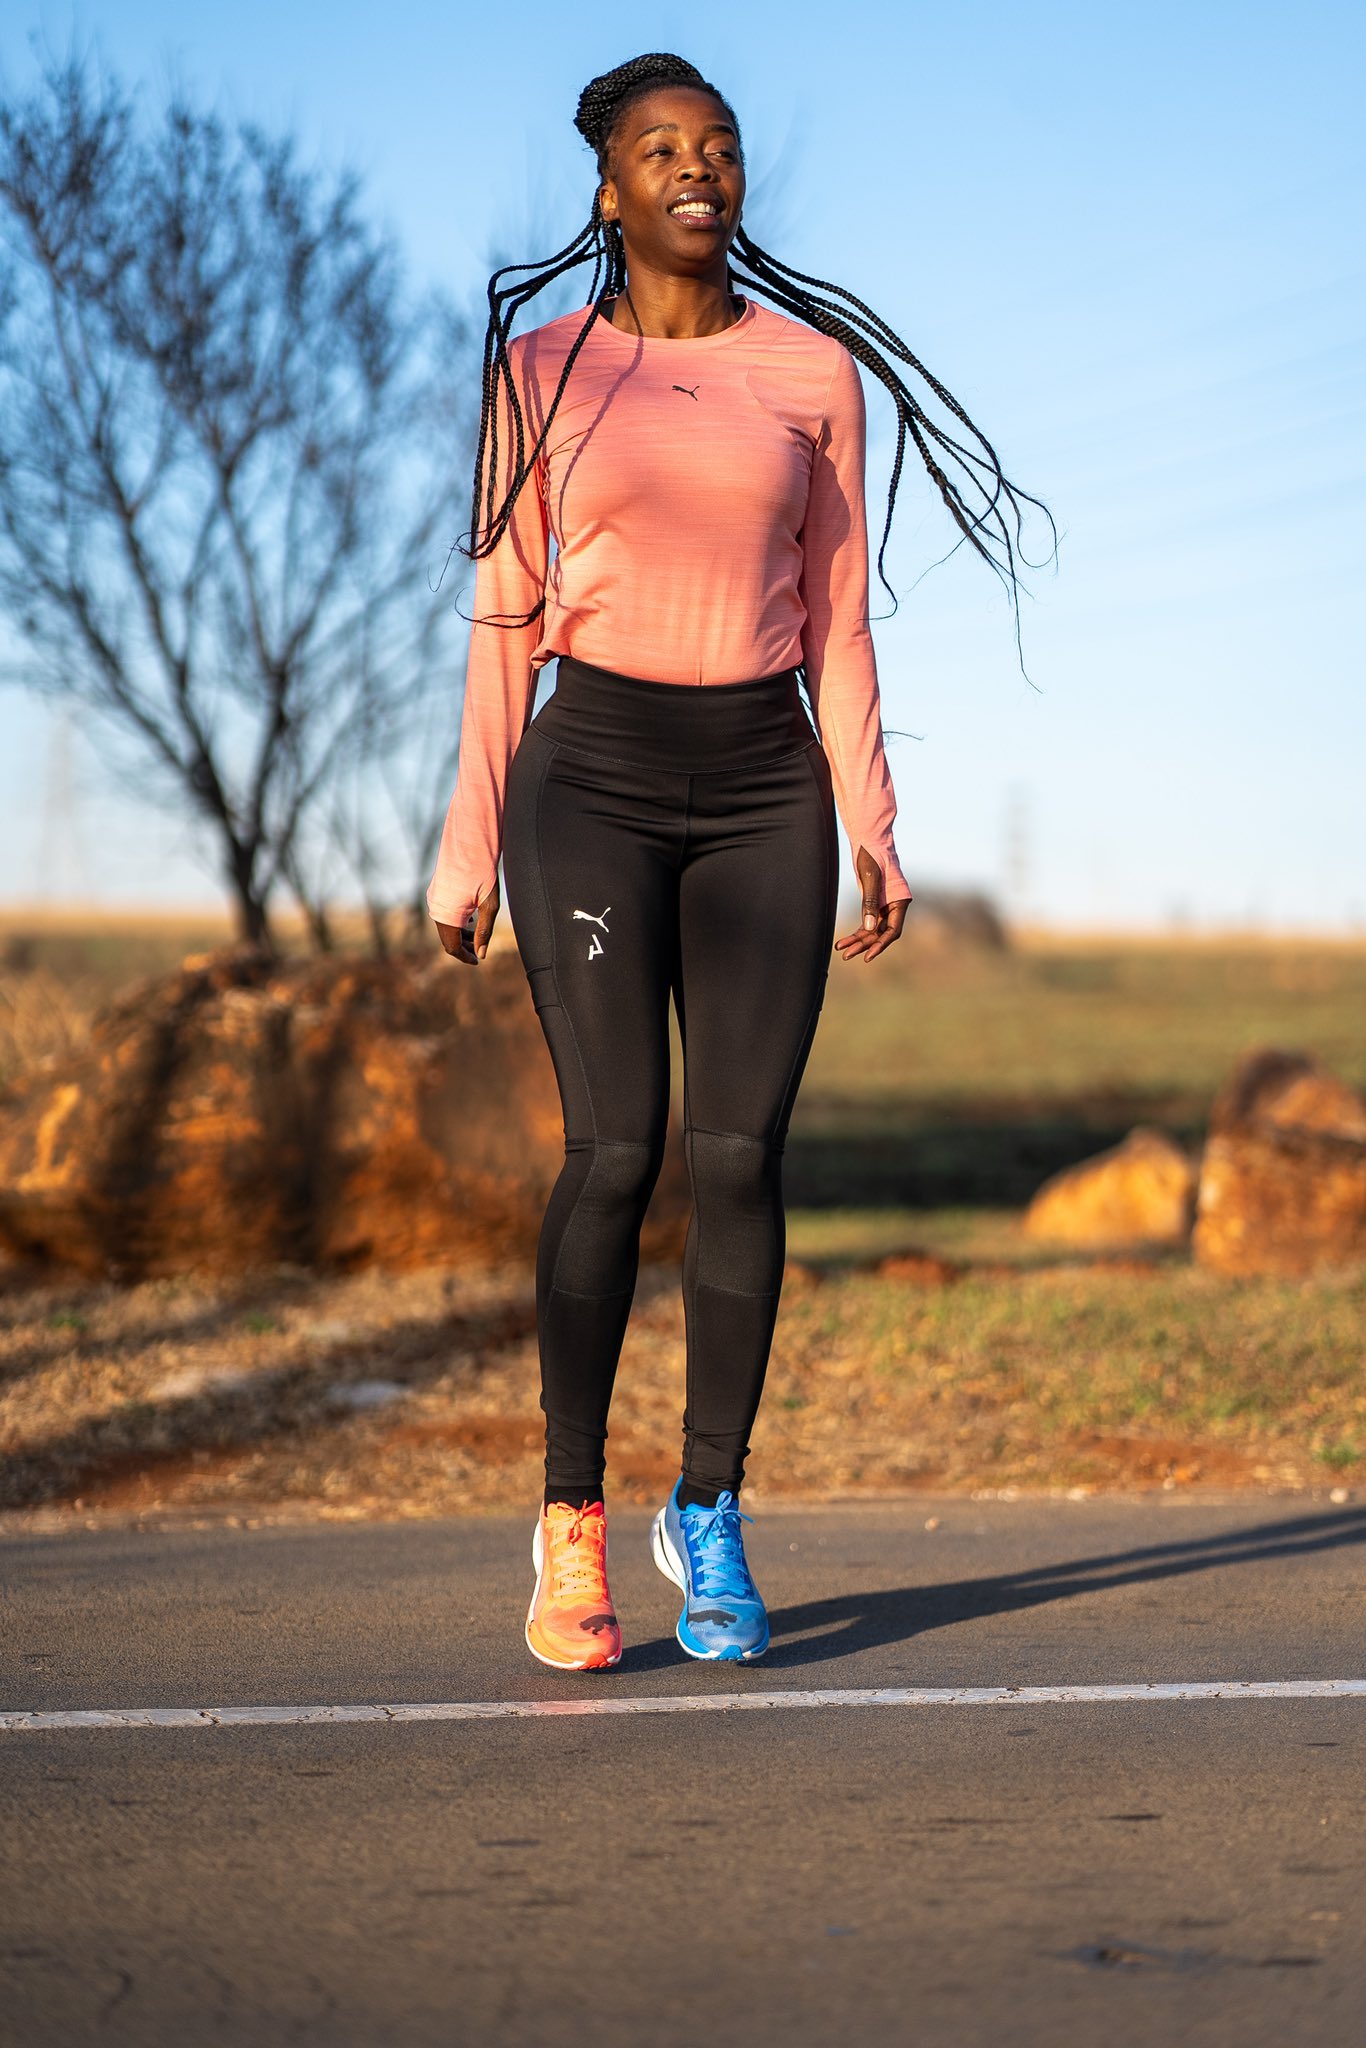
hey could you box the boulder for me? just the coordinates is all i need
[0,946,689,1278]
[1193,1048,1366,1276]
[1023,1126,1195,1248]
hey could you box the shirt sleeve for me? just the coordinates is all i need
[798,344,912,907]
[426,344,549,928]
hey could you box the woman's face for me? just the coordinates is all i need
[598,87,745,275]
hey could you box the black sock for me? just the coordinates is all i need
[677,1480,727,1511]
[543,1488,605,1512]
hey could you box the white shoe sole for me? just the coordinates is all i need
[650,1507,685,1590]
[524,1516,622,1672]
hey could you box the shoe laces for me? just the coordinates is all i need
[682,1491,756,1599]
[545,1506,609,1602]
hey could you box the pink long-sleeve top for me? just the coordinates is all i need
[426,297,910,928]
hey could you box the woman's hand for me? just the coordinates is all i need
[834,845,910,964]
[435,881,501,965]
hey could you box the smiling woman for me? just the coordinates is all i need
[425,51,1054,1677]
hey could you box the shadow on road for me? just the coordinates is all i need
[628,1507,1366,1672]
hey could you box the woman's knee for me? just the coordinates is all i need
[685,1127,780,1204]
[683,1127,785,1288]
[571,1132,668,1219]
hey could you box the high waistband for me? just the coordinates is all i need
[531,655,815,773]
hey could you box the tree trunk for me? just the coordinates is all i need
[231,892,273,950]
[305,902,335,954]
[365,898,390,959]
[226,846,274,952]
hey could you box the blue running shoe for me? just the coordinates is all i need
[651,1480,770,1661]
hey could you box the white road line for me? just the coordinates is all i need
[2,1680,1365,1732]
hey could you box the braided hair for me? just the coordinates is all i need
[466,52,1056,666]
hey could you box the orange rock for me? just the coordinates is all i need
[1193,1048,1366,1276]
[1023,1126,1195,1248]
[1210,1046,1366,1141]
[0,946,689,1278]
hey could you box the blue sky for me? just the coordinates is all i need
[2,1,1363,927]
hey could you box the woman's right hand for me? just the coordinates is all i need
[435,880,501,965]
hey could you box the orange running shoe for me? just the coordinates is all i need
[525,1501,622,1671]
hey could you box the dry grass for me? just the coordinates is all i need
[0,910,236,1088]
[2,1237,1361,1527]
[0,967,100,1084]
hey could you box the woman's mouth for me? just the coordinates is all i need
[667,196,725,230]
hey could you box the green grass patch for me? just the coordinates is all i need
[757,1257,1366,1493]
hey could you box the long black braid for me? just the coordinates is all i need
[465,52,1057,667]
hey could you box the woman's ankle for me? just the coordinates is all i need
[676,1479,730,1511]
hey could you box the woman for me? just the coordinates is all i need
[427,53,1051,1672]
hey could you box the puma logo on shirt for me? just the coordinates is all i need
[672,384,700,400]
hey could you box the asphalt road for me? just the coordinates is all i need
[2,1498,1365,2047]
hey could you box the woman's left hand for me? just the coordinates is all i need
[834,844,911,963]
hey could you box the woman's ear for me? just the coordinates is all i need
[598,179,617,225]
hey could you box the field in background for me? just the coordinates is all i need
[5,903,1365,1111]
[793,927,1366,1212]
[1,912,1363,1522]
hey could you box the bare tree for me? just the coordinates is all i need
[0,46,472,948]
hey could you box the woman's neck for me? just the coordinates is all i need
[605,260,740,339]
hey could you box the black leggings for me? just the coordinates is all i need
[501,656,839,1501]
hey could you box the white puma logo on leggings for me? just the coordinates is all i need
[572,906,610,959]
